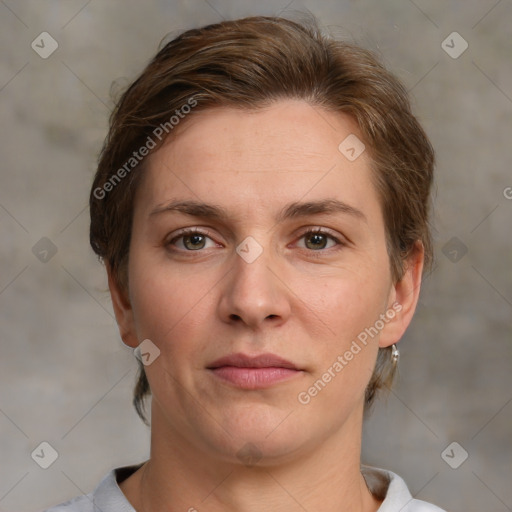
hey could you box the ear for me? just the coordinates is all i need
[379,241,425,348]
[106,263,139,348]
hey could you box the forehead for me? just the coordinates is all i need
[137,100,382,227]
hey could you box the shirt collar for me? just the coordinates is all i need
[91,463,418,511]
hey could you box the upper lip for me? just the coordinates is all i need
[207,353,298,370]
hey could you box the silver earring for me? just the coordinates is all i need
[391,344,400,365]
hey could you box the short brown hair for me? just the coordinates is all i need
[90,15,435,425]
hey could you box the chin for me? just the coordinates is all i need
[201,406,314,467]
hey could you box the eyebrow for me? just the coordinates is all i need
[149,198,367,224]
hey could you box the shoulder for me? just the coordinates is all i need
[43,493,95,512]
[398,499,446,512]
[400,501,446,512]
[44,493,97,512]
[43,464,142,512]
[362,465,446,512]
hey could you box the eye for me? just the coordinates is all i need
[296,228,342,251]
[167,228,218,251]
[167,227,343,253]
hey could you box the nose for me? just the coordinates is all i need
[217,244,291,330]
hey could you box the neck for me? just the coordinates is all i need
[121,402,380,512]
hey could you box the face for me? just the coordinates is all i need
[110,99,422,465]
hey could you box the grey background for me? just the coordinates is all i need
[1,1,511,511]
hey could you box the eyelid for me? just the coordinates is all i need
[294,226,347,246]
[168,226,216,239]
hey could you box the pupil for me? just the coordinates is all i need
[307,233,326,249]
[185,235,205,250]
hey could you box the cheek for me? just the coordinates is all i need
[291,269,388,396]
[127,253,219,359]
[127,264,212,418]
[129,277,173,341]
[292,266,389,342]
[295,286,381,413]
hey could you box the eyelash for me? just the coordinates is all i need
[166,227,345,255]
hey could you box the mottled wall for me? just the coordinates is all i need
[0,1,511,511]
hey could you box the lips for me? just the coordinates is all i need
[207,353,302,389]
[207,353,298,370]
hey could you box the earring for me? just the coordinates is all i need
[391,344,400,365]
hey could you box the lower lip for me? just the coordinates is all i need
[210,366,301,389]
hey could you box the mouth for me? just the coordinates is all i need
[206,353,303,390]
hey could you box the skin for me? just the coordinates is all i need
[108,99,424,512]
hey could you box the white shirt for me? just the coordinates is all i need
[44,463,445,511]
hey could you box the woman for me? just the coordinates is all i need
[47,15,444,511]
